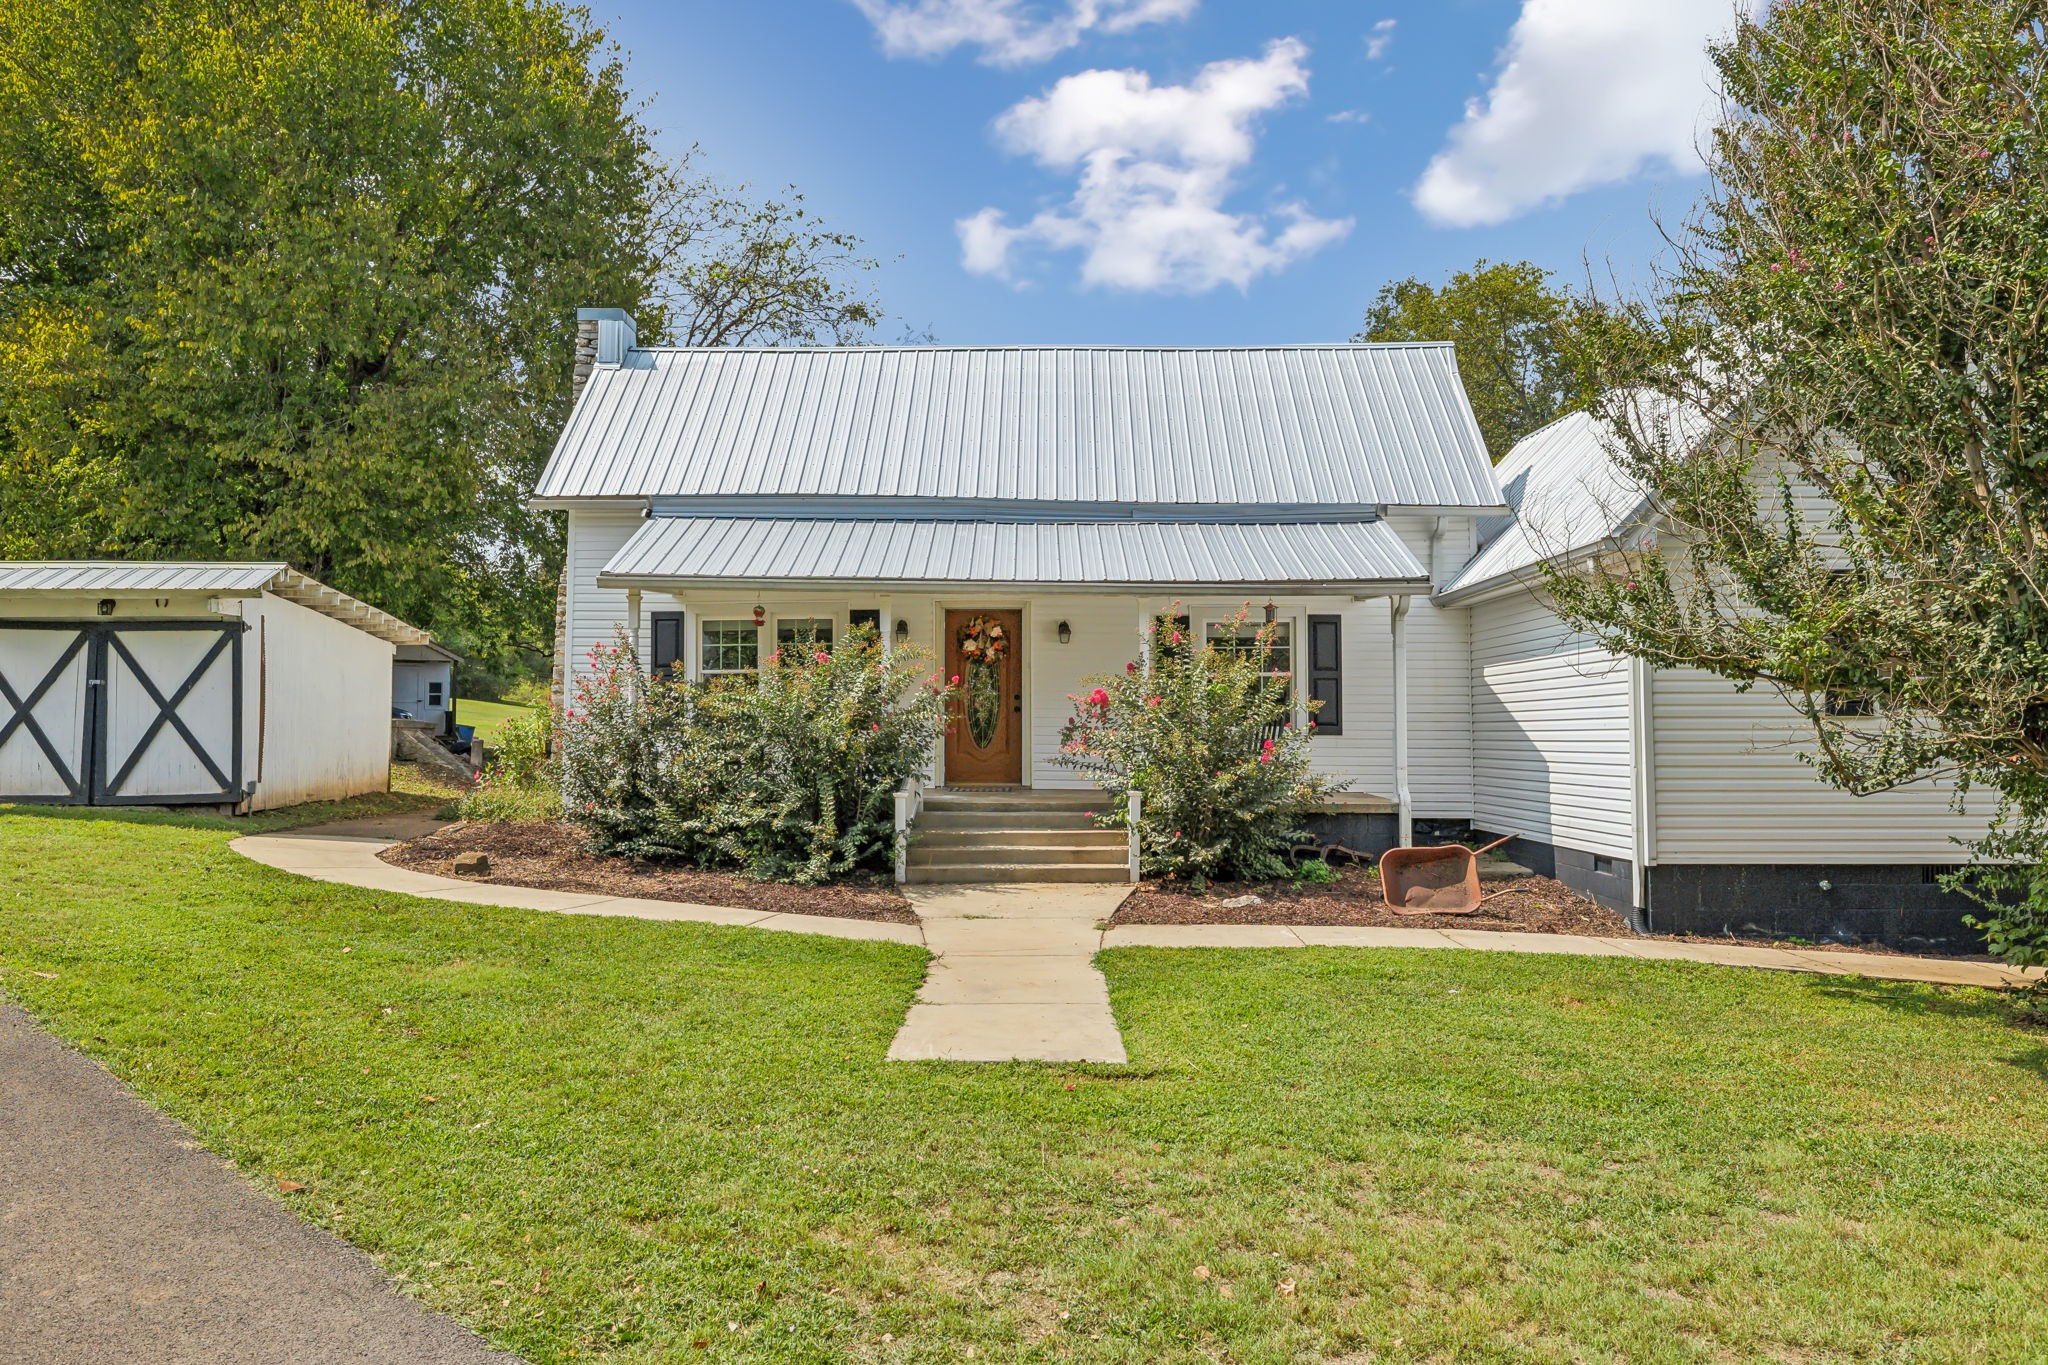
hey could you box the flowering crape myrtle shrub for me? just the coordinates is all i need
[560,626,950,883]
[1055,607,1340,889]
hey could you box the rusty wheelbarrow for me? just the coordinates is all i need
[1380,834,1515,916]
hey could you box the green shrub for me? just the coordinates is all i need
[560,626,950,883]
[1293,857,1338,887]
[1055,606,1341,889]
[455,707,561,821]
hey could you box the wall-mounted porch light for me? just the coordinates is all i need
[894,618,910,643]
[96,598,116,617]
[1057,620,1072,644]
[1263,601,1277,625]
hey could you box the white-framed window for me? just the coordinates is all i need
[774,617,835,650]
[700,620,760,680]
[426,681,444,707]
[1204,616,1297,723]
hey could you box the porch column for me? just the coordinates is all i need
[880,595,894,659]
[1136,596,1152,675]
[626,588,643,667]
[1390,595,1413,848]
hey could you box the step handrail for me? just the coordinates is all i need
[893,774,925,884]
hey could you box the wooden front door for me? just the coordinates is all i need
[943,609,1023,785]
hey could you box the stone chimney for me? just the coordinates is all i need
[570,307,637,403]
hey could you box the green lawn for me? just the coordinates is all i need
[453,697,536,741]
[2,804,2044,1363]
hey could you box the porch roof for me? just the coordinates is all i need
[596,516,1429,594]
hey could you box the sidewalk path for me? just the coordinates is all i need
[0,1003,519,1365]
[891,883,1132,1063]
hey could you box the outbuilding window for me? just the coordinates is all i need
[427,681,445,708]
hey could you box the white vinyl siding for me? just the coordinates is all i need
[564,507,646,682]
[1469,591,1634,860]
[1650,665,1985,863]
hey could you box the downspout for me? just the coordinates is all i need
[1391,595,1413,848]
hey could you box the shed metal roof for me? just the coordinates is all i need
[1436,394,1702,604]
[598,517,1428,592]
[536,345,1503,511]
[0,561,431,645]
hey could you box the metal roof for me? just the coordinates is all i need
[535,345,1504,511]
[598,517,1429,592]
[1436,394,1702,603]
[0,561,431,645]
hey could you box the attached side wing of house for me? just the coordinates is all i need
[1433,400,1989,948]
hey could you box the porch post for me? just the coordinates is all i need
[1136,596,1152,675]
[1390,595,1413,848]
[880,595,894,659]
[626,588,643,668]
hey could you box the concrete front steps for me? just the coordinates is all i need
[906,789,1131,884]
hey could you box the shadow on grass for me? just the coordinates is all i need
[1809,973,2024,1023]
[0,791,441,837]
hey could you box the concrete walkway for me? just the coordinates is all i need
[0,1003,518,1365]
[231,818,921,945]
[892,883,1133,1063]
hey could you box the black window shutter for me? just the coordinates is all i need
[1307,614,1342,735]
[649,612,685,679]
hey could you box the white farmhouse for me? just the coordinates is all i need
[539,310,1987,947]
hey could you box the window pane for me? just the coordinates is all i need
[1206,620,1290,672]
[701,621,759,675]
[775,617,835,647]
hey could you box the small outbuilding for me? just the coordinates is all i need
[392,639,461,729]
[0,561,427,812]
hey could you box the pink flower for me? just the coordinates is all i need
[814,651,830,664]
[1088,687,1110,708]
[871,722,882,731]
[1258,753,1273,764]
[1147,695,1162,707]
[1261,738,1275,751]
[1126,661,1138,674]
[950,674,961,685]
[1170,631,1183,645]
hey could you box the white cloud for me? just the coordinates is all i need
[958,38,1353,293]
[849,0,1198,66]
[1327,108,1370,125]
[1364,18,1396,62]
[1413,0,1757,228]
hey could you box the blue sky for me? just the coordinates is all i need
[593,1,1746,345]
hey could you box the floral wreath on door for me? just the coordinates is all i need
[957,615,1009,748]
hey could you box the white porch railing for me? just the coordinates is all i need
[893,774,926,884]
[1125,790,1142,882]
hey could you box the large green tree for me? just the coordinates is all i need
[1551,0,2048,965]
[0,0,877,688]
[1355,259,1609,459]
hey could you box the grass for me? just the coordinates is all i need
[454,697,536,742]
[2,804,2045,1362]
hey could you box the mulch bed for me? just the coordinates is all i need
[1115,865,1632,936]
[380,820,917,923]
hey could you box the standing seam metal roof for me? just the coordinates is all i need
[0,561,430,645]
[535,345,1504,509]
[598,518,1429,589]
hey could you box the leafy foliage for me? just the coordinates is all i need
[1355,259,1633,459]
[1549,0,2048,965]
[560,627,950,883]
[1055,608,1340,889]
[0,0,880,687]
[458,708,560,821]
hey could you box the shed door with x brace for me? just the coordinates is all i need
[0,620,244,806]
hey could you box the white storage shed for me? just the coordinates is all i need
[0,562,427,812]
[393,639,460,729]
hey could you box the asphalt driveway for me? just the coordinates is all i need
[0,1002,519,1365]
